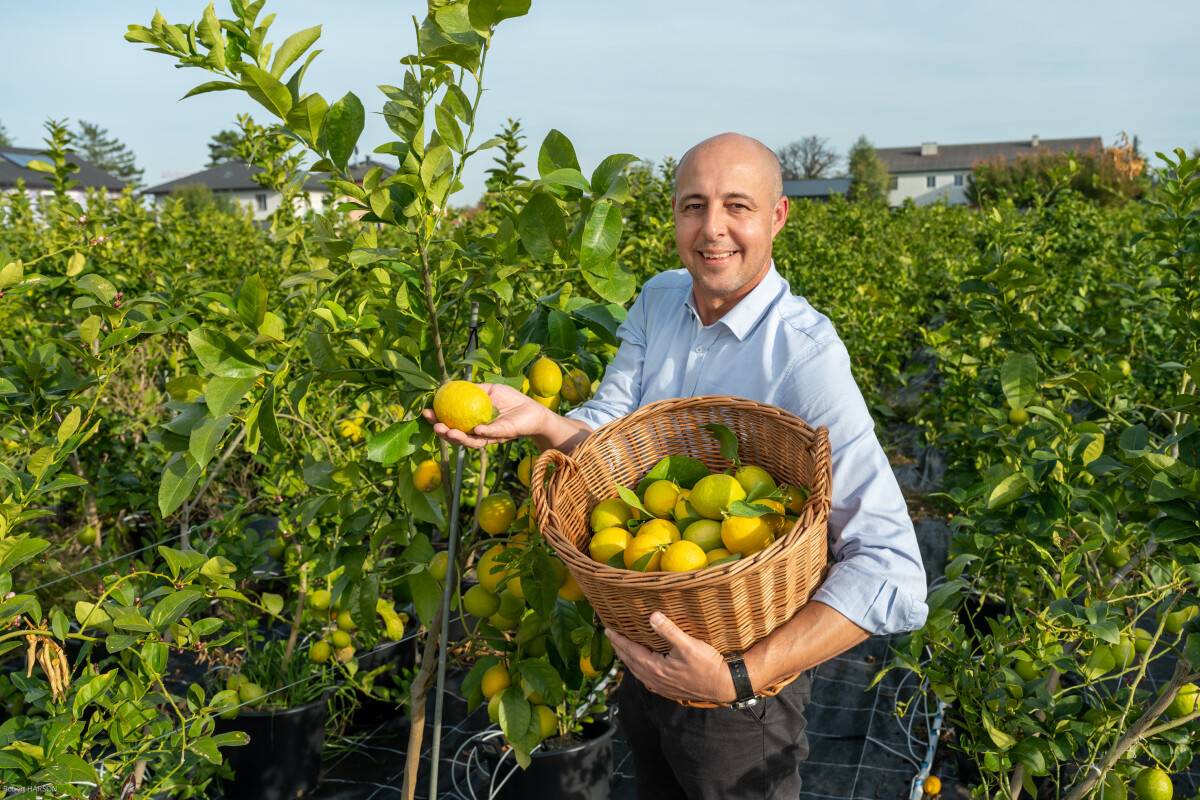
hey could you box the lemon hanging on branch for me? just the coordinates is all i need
[527,357,562,397]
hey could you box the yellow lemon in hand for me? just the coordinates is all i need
[433,381,493,433]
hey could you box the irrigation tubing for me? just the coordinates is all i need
[429,301,480,800]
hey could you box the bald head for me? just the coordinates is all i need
[676,133,783,202]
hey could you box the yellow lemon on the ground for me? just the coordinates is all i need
[639,518,680,542]
[478,493,517,535]
[662,540,707,572]
[624,527,673,571]
[534,704,557,740]
[721,515,775,556]
[734,464,776,495]
[560,368,591,403]
[532,393,560,412]
[706,547,735,565]
[528,358,563,397]
[643,480,681,518]
[413,459,442,493]
[683,519,724,552]
[433,380,493,433]
[476,544,508,593]
[923,775,941,796]
[481,664,511,699]
[782,485,809,513]
[590,527,633,563]
[558,570,585,602]
[690,473,746,519]
[590,498,634,532]
[517,455,534,488]
[580,652,602,678]
[1134,767,1173,800]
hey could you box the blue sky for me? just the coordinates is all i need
[3,1,1197,204]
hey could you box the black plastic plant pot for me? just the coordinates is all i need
[213,694,328,800]
[490,721,616,800]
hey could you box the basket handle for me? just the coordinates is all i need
[531,449,578,536]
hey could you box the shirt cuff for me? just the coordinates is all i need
[564,403,616,432]
[810,558,929,636]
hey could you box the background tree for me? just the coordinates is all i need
[74,119,144,188]
[207,128,243,166]
[0,118,12,147]
[777,135,839,179]
[483,118,528,193]
[846,135,890,203]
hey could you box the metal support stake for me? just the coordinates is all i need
[428,301,479,800]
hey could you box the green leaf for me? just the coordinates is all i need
[189,414,232,469]
[188,328,265,378]
[238,62,293,118]
[518,658,564,706]
[537,167,590,193]
[0,261,24,290]
[189,736,223,765]
[499,687,535,745]
[165,375,208,402]
[408,570,441,628]
[988,473,1029,509]
[983,715,1017,749]
[51,608,69,641]
[591,153,639,198]
[571,303,621,347]
[286,92,328,148]
[256,384,284,452]
[434,103,464,154]
[637,455,711,491]
[702,423,740,466]
[518,193,569,262]
[261,592,285,616]
[616,486,653,520]
[547,310,576,354]
[26,446,56,479]
[269,24,321,77]
[76,274,117,304]
[538,129,580,177]
[326,91,365,170]
[367,418,423,466]
[149,590,203,632]
[72,670,116,720]
[181,80,242,100]
[78,315,102,346]
[467,0,531,34]
[580,257,636,305]
[204,375,257,416]
[579,201,623,270]
[1118,424,1150,455]
[56,407,82,445]
[1000,353,1038,410]
[236,274,268,329]
[158,453,203,516]
[1186,634,1200,671]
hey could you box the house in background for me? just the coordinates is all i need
[0,146,127,207]
[783,178,851,202]
[876,136,1102,207]
[143,159,393,221]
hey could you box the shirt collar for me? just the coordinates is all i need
[684,261,784,341]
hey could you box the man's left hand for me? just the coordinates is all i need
[605,611,737,704]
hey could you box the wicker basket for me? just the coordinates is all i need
[532,396,832,704]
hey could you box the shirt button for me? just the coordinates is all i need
[695,347,704,354]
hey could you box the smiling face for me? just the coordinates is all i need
[672,133,788,323]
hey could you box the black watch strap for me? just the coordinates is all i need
[725,653,756,706]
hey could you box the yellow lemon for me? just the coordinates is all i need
[682,519,724,552]
[1133,768,1173,800]
[463,585,501,618]
[560,368,591,403]
[643,480,681,518]
[624,527,673,571]
[580,652,603,678]
[923,775,941,796]
[534,704,557,740]
[690,473,746,519]
[721,515,775,556]
[433,381,493,433]
[639,518,680,542]
[734,464,776,495]
[589,527,633,563]
[752,498,788,534]
[481,664,511,699]
[528,357,563,396]
[413,459,442,493]
[429,551,449,581]
[517,454,534,488]
[782,485,809,513]
[590,498,634,532]
[478,493,517,535]
[476,544,508,593]
[532,393,560,412]
[338,419,365,442]
[558,570,585,602]
[706,547,735,565]
[661,540,707,572]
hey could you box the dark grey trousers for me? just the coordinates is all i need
[616,670,813,799]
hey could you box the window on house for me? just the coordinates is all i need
[954,174,964,187]
[926,175,937,189]
[888,176,898,190]
[256,194,268,212]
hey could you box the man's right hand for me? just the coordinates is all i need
[422,382,593,454]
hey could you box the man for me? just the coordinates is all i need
[426,133,928,798]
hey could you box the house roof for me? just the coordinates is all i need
[782,178,851,198]
[143,158,396,195]
[876,137,1103,174]
[0,147,127,191]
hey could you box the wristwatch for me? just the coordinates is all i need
[724,652,759,709]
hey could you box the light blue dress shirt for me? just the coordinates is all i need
[567,264,929,636]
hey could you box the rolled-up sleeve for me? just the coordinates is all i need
[774,338,928,635]
[565,291,648,432]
